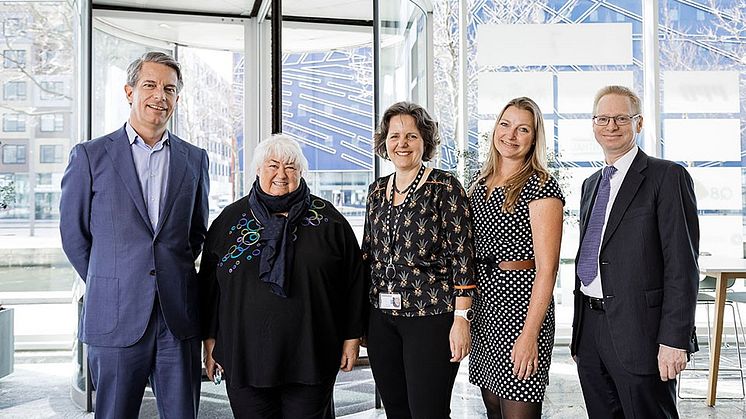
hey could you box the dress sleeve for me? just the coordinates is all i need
[526,174,565,206]
[198,220,221,340]
[440,175,477,297]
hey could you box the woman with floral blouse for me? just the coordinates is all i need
[362,101,476,419]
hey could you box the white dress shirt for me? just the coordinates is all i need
[580,146,638,298]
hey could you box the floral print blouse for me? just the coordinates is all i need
[362,168,477,317]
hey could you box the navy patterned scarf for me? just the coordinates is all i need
[248,177,310,297]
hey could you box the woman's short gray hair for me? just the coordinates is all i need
[251,134,309,177]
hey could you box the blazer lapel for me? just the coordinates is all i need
[105,126,153,233]
[601,150,648,249]
[154,133,188,237]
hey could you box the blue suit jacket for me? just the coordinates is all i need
[60,125,209,347]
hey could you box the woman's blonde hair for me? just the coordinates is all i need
[470,97,549,213]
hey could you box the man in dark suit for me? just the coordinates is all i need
[60,52,209,418]
[571,85,699,418]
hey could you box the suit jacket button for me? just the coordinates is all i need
[149,269,156,276]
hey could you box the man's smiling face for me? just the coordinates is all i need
[125,61,180,133]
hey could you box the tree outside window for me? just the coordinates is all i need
[39,81,64,100]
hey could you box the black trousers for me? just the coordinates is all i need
[575,302,678,419]
[226,378,335,419]
[367,308,460,419]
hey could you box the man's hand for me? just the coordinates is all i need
[658,345,687,381]
[340,339,361,372]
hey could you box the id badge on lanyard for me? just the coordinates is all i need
[379,293,402,310]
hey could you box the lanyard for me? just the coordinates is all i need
[384,164,426,284]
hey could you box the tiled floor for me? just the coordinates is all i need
[1,348,745,418]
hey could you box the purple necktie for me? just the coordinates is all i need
[577,166,617,286]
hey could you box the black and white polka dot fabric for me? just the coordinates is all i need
[468,172,564,403]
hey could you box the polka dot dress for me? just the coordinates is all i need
[468,172,564,403]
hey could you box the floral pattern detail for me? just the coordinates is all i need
[220,198,329,274]
[362,169,477,317]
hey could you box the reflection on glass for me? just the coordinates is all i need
[282,29,374,239]
[378,1,427,109]
[176,47,244,220]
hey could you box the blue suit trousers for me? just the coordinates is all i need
[87,301,201,419]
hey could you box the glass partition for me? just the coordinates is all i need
[282,22,375,239]
[432,0,644,331]
[658,0,746,260]
[375,0,430,178]
[92,12,246,221]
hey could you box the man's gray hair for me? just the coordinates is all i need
[126,51,184,93]
[251,134,309,177]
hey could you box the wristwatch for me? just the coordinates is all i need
[454,308,474,322]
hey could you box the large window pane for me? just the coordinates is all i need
[0,1,78,354]
[432,0,643,331]
[659,0,746,258]
[282,23,374,239]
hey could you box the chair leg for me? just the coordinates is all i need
[679,300,746,399]
[729,302,746,397]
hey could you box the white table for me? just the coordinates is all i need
[698,256,746,406]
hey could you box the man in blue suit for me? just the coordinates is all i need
[60,52,209,418]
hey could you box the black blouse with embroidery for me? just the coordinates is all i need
[362,168,477,317]
[198,194,367,388]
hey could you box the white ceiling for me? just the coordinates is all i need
[94,12,372,52]
[93,0,373,20]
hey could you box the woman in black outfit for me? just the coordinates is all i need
[362,102,477,419]
[199,134,367,419]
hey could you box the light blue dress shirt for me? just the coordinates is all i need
[125,122,170,230]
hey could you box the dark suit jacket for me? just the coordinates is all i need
[570,148,699,375]
[60,125,209,347]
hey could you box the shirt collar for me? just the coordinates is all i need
[607,146,637,177]
[125,122,170,147]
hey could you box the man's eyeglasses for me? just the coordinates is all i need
[592,114,640,126]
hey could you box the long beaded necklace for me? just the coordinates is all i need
[384,164,426,281]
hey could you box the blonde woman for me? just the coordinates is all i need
[468,97,564,418]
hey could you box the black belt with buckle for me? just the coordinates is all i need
[582,295,605,311]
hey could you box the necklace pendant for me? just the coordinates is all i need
[386,262,396,279]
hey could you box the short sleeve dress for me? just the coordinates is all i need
[468,172,564,402]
